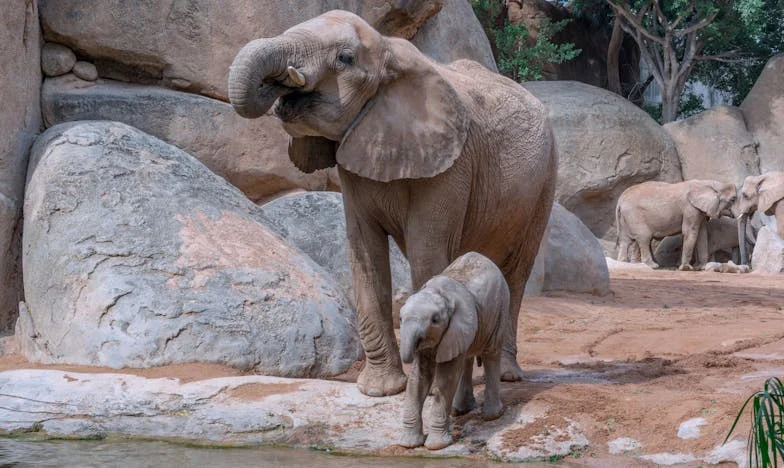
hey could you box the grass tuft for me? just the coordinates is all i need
[724,377,784,467]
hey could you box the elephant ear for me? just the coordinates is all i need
[288,136,337,173]
[757,173,784,215]
[432,276,478,364]
[336,39,469,182]
[688,183,721,219]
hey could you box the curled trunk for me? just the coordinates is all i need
[228,37,294,119]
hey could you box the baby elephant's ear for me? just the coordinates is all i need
[435,277,478,363]
[288,136,337,173]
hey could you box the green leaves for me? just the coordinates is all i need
[725,377,784,467]
[471,1,581,83]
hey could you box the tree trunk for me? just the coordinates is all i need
[607,16,623,94]
[661,88,678,123]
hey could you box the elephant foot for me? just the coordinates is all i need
[399,429,425,448]
[357,363,407,397]
[500,356,525,382]
[424,431,453,450]
[452,393,477,416]
[482,400,504,421]
[645,261,660,269]
[678,264,694,271]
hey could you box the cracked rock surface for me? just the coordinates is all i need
[19,121,362,377]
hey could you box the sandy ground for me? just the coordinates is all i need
[2,269,783,464]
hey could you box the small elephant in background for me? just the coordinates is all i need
[399,252,509,450]
[733,171,784,264]
[616,180,737,270]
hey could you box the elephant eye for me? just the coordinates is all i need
[337,50,354,66]
[431,315,439,324]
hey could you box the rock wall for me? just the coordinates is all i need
[0,0,42,331]
[742,54,784,173]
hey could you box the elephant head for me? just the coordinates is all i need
[228,10,469,182]
[399,276,478,364]
[732,172,784,264]
[687,180,737,220]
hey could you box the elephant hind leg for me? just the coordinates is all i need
[638,234,659,269]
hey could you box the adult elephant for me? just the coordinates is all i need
[228,10,557,396]
[734,172,784,265]
[616,180,737,270]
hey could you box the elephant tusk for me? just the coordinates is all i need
[287,66,306,87]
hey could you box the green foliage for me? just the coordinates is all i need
[725,377,784,467]
[471,0,581,82]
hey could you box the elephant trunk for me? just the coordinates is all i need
[228,37,296,119]
[738,213,748,265]
[400,324,423,364]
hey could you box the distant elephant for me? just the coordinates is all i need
[228,10,557,396]
[733,172,784,265]
[616,180,737,270]
[652,216,758,267]
[399,252,508,450]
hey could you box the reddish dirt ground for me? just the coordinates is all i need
[1,269,782,465]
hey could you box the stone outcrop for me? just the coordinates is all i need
[42,75,328,203]
[523,81,682,244]
[751,226,784,273]
[543,204,610,295]
[257,192,413,318]
[20,121,362,376]
[0,0,41,331]
[38,0,494,100]
[664,106,760,185]
[741,54,784,172]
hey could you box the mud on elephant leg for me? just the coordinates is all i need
[345,205,407,397]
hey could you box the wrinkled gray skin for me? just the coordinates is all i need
[228,10,557,396]
[733,171,784,265]
[398,253,509,450]
[616,180,737,270]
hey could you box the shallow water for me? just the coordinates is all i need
[0,439,563,467]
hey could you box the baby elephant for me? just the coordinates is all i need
[398,252,510,450]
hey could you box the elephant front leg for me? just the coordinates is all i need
[481,351,504,420]
[344,204,407,397]
[679,218,702,271]
[452,357,476,416]
[425,358,462,450]
[400,352,434,448]
[694,219,709,268]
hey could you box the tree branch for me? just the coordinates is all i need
[694,50,748,62]
[674,10,719,37]
[607,0,665,45]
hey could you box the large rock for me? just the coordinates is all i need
[522,81,682,244]
[752,226,784,273]
[42,75,328,203]
[20,121,362,376]
[542,204,610,295]
[0,0,41,331]
[41,42,76,77]
[741,54,784,172]
[257,192,413,316]
[39,0,495,100]
[664,106,760,185]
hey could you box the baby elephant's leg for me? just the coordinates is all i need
[481,351,504,420]
[400,353,434,448]
[452,357,477,416]
[425,358,462,450]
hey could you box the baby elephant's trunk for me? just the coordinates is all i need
[399,324,423,364]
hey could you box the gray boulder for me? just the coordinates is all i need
[741,54,784,172]
[41,42,76,77]
[0,0,42,331]
[258,192,412,318]
[20,121,362,377]
[522,81,682,245]
[751,226,784,273]
[72,61,98,81]
[664,106,760,185]
[42,75,329,203]
[543,204,610,295]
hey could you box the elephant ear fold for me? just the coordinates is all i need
[288,136,337,173]
[757,174,784,215]
[434,277,478,364]
[688,183,721,219]
[336,39,469,182]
